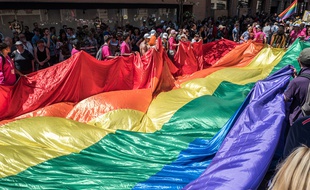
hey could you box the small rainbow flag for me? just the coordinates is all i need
[279,0,298,20]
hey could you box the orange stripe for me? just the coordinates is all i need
[175,41,264,87]
[66,89,152,123]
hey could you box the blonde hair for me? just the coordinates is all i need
[268,145,310,190]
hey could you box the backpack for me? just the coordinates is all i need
[96,45,104,60]
[299,73,310,116]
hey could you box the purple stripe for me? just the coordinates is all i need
[184,66,292,190]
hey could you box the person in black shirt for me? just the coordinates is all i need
[34,40,50,70]
[12,41,35,75]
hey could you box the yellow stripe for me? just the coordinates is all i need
[147,47,285,129]
[0,110,146,178]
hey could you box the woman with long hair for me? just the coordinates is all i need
[57,30,70,61]
[0,42,17,85]
[268,145,310,190]
[269,26,287,48]
[120,32,132,56]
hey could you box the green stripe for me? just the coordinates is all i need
[0,82,252,189]
[270,40,310,75]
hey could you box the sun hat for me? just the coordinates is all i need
[15,41,23,46]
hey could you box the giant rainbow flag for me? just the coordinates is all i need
[0,39,309,189]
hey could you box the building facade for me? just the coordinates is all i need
[0,0,309,37]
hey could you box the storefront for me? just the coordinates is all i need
[0,0,206,37]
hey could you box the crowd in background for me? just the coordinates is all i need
[1,12,310,78]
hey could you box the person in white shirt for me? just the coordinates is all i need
[263,22,272,44]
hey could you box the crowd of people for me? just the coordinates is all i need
[1,13,310,80]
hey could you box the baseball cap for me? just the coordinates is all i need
[299,48,310,66]
[162,33,168,39]
[293,23,300,27]
[144,33,150,38]
[15,41,23,46]
[170,29,178,35]
[255,25,261,29]
[150,29,156,34]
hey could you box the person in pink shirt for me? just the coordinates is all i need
[289,23,303,45]
[101,35,117,60]
[0,43,17,86]
[168,29,178,60]
[253,25,266,44]
[120,32,132,56]
[71,40,80,56]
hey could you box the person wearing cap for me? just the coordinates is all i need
[168,29,178,61]
[11,41,35,75]
[180,34,188,42]
[253,25,266,44]
[148,29,157,47]
[161,33,169,50]
[284,48,310,126]
[139,33,150,56]
[288,23,302,45]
